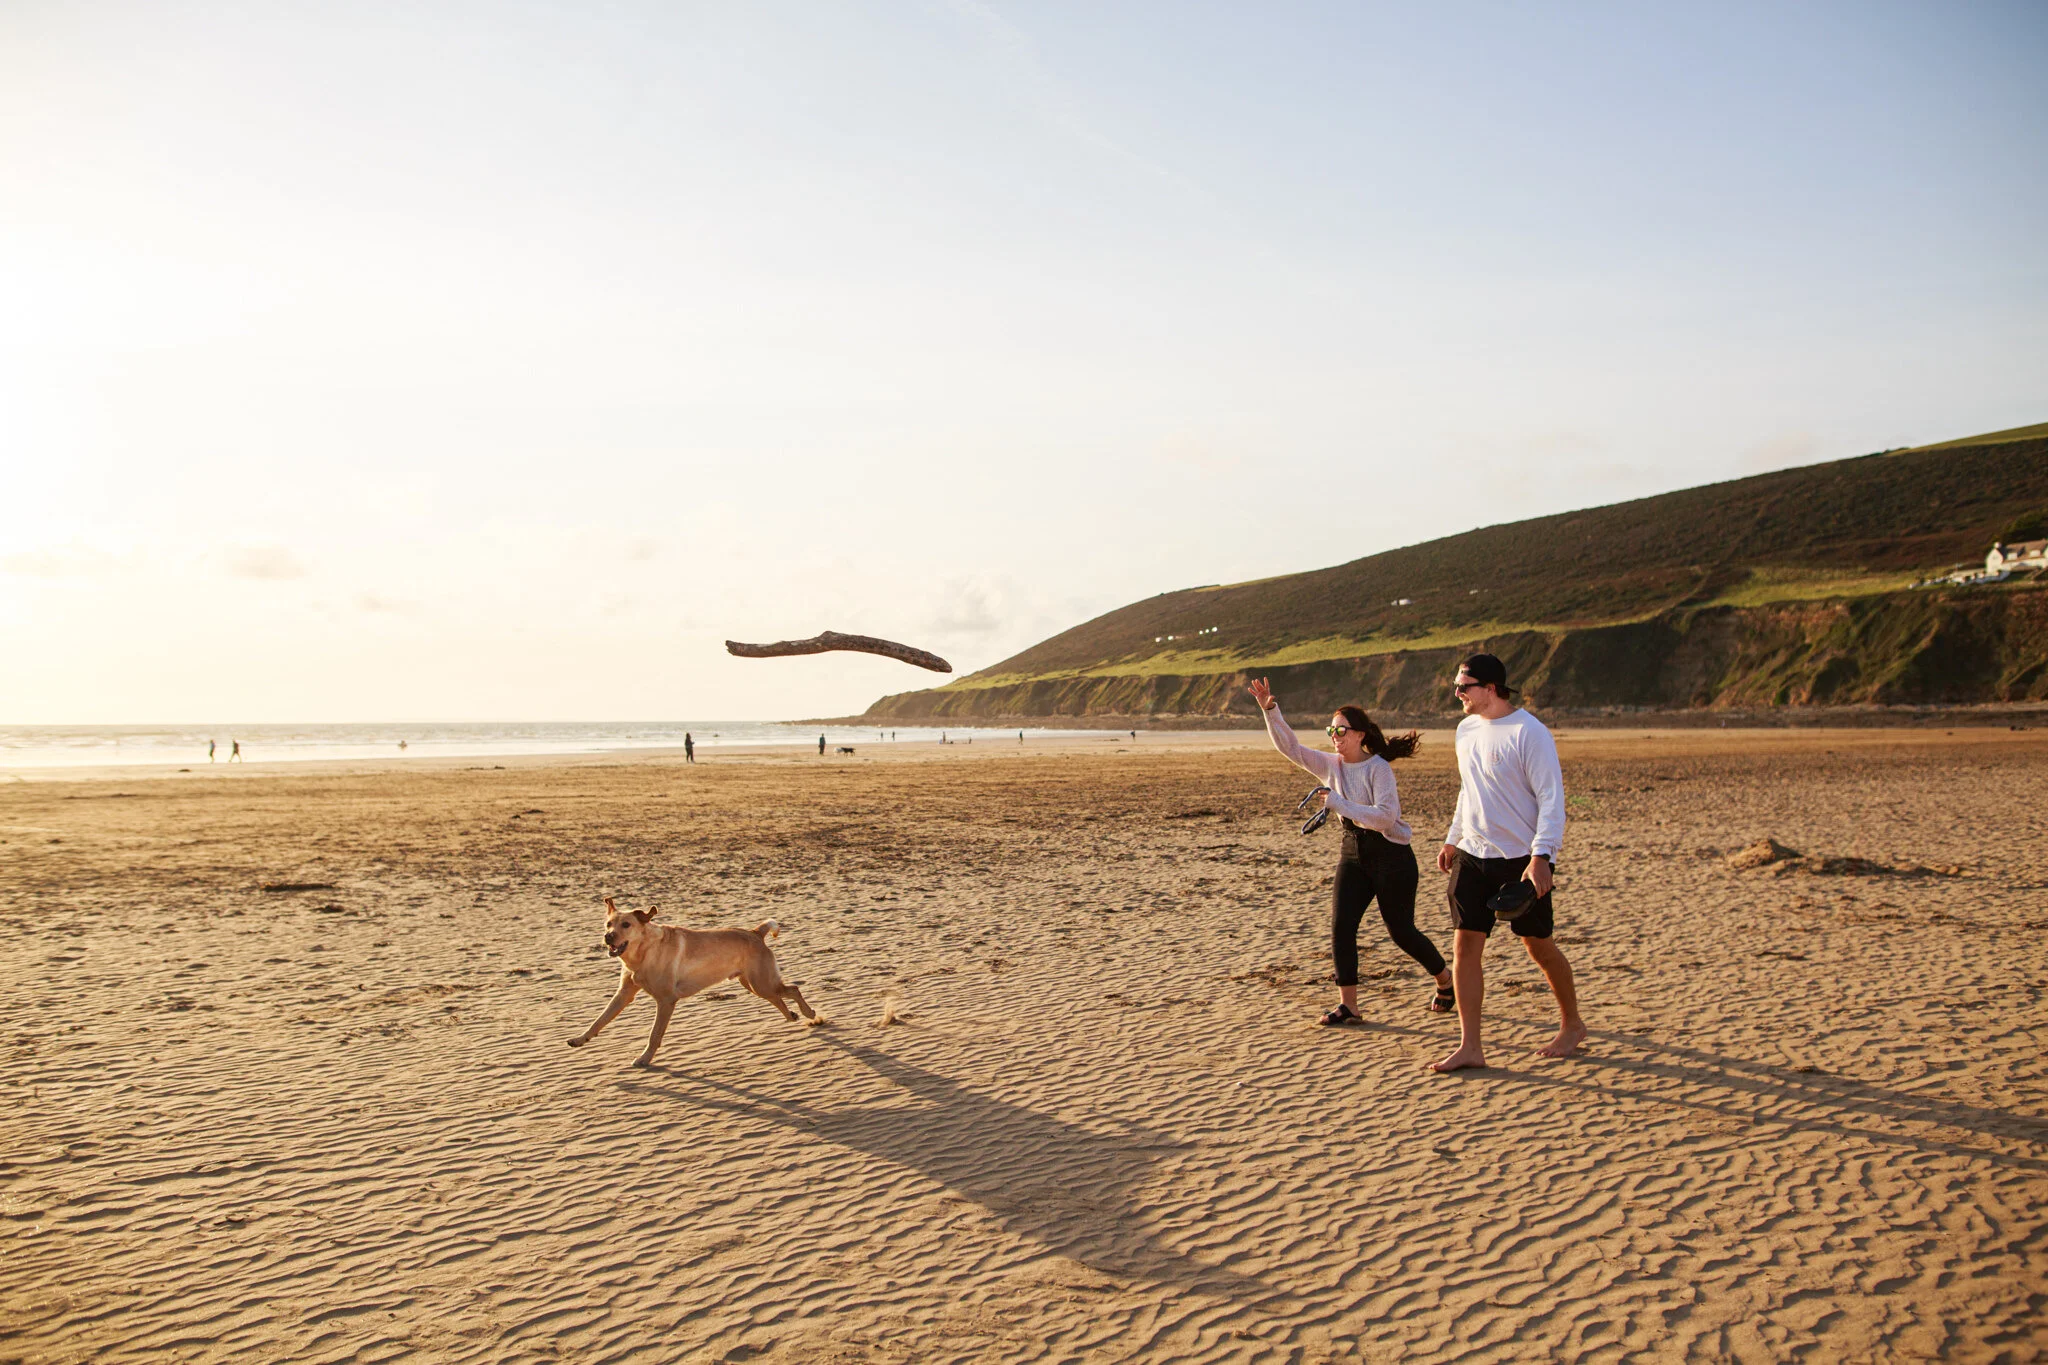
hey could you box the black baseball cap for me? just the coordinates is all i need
[1457,652,1517,694]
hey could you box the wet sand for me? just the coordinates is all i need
[3,727,2045,1362]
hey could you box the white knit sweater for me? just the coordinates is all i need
[1261,705,1413,844]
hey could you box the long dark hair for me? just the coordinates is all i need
[1337,705,1420,761]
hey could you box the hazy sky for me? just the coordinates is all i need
[4,1,2044,723]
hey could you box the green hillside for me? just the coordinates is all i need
[864,426,2048,720]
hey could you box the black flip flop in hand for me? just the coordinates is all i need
[1297,785,1331,835]
[1485,879,1538,919]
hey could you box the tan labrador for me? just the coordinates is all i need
[567,897,818,1067]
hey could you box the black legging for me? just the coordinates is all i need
[1332,827,1446,985]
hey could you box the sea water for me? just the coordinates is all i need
[0,721,1123,770]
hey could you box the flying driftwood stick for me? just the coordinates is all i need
[725,631,953,673]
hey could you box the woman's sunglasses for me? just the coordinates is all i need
[1324,724,1353,737]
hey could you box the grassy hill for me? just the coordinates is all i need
[864,425,2048,720]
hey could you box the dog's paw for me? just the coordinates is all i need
[566,1036,588,1048]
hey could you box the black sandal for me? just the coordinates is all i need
[1320,1003,1363,1027]
[1430,985,1456,1014]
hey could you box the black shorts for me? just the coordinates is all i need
[1447,851,1555,938]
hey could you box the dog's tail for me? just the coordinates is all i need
[753,919,782,941]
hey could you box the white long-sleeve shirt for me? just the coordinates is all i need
[1261,705,1413,843]
[1443,709,1565,860]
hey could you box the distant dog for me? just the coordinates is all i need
[567,898,817,1067]
[836,746,855,755]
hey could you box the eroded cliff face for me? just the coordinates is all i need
[861,587,2048,721]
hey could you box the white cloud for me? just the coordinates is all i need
[221,546,307,580]
[1569,462,1662,487]
[1742,431,1822,474]
[1525,429,1606,458]
[1,544,121,577]
[1153,433,1250,476]
[924,579,1004,636]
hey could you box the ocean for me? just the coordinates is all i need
[0,721,1121,771]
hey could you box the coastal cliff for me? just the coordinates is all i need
[863,586,2048,722]
[861,424,2048,723]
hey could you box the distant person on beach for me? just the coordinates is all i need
[207,740,216,763]
[1019,730,1024,743]
[398,739,407,751]
[684,732,694,764]
[818,734,826,755]
[1431,653,1585,1071]
[1250,679,1453,1025]
[229,740,242,762]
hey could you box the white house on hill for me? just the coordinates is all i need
[1913,537,2048,588]
[1987,539,2048,573]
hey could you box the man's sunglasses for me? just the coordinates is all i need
[1452,681,1486,694]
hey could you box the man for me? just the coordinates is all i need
[1430,653,1586,1071]
[684,732,694,764]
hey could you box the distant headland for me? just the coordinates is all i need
[856,423,2048,725]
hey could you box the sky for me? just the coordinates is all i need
[3,0,2044,724]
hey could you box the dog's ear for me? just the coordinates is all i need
[634,909,652,924]
[645,906,660,920]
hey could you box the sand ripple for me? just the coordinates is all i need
[3,731,2045,1361]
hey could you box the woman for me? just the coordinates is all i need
[1248,678,1453,1025]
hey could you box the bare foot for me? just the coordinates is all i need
[566,1037,588,1048]
[1536,1021,1588,1058]
[1429,1046,1486,1073]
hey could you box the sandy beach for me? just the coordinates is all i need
[3,726,2045,1363]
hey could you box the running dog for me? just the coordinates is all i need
[567,897,818,1067]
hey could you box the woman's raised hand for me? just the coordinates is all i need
[1248,678,1276,711]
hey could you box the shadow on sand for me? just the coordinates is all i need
[1356,1019,2048,1171]
[617,1033,1289,1305]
